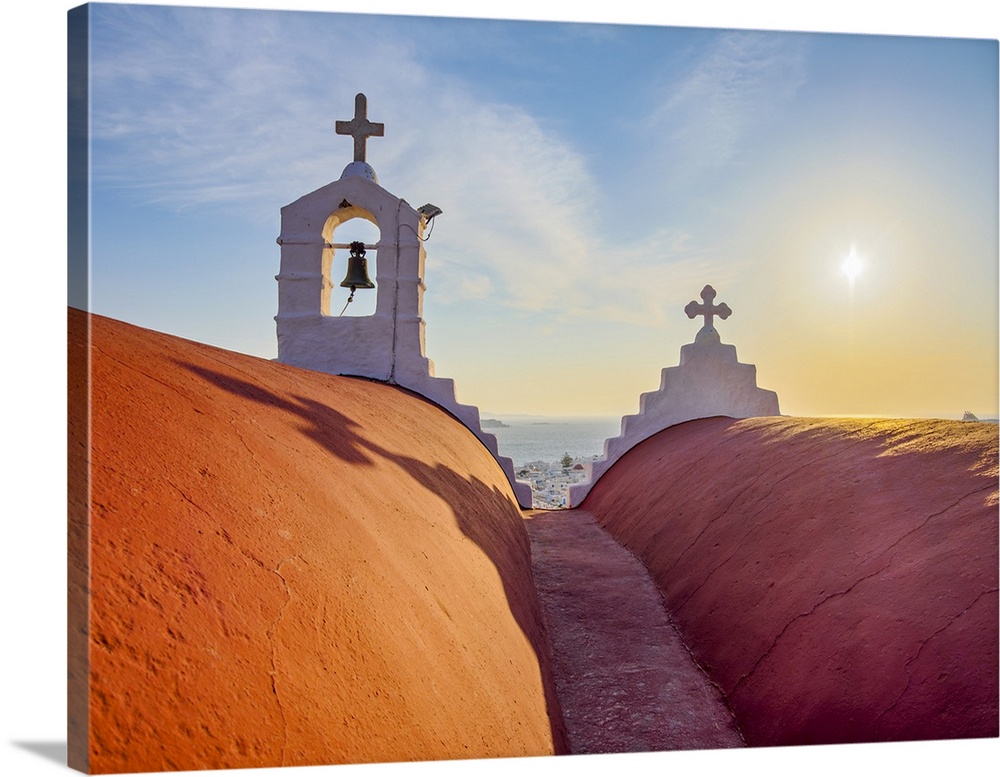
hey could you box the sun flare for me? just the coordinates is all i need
[842,247,863,283]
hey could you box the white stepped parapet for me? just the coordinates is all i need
[402,372,533,508]
[569,285,779,507]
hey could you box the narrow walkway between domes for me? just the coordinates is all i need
[525,509,744,754]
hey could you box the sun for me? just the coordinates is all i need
[841,246,863,283]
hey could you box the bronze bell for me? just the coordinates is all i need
[340,241,375,290]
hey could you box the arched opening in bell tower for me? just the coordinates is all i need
[322,207,382,318]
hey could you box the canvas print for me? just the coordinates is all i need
[67,2,998,775]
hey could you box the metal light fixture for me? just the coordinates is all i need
[418,203,443,221]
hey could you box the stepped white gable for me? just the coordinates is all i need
[569,285,779,506]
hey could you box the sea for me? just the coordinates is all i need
[483,415,623,467]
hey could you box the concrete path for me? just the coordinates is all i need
[525,509,744,754]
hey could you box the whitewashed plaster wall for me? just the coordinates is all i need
[568,300,780,507]
[276,163,533,508]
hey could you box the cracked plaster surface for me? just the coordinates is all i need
[77,309,565,773]
[584,415,999,746]
[72,308,998,763]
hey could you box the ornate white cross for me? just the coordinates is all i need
[685,285,732,335]
[335,93,384,163]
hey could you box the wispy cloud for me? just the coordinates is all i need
[90,7,423,210]
[647,31,809,171]
[404,99,734,326]
[88,6,745,330]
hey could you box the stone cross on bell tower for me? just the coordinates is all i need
[335,93,384,163]
[685,284,732,343]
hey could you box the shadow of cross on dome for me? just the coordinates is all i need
[175,358,568,750]
[176,361,381,467]
[568,284,781,508]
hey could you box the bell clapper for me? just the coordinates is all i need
[338,285,357,317]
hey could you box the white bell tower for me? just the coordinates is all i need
[275,93,532,508]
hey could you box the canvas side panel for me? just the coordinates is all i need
[67,4,91,773]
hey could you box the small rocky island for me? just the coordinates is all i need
[481,418,510,428]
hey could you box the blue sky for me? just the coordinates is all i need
[77,2,998,421]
